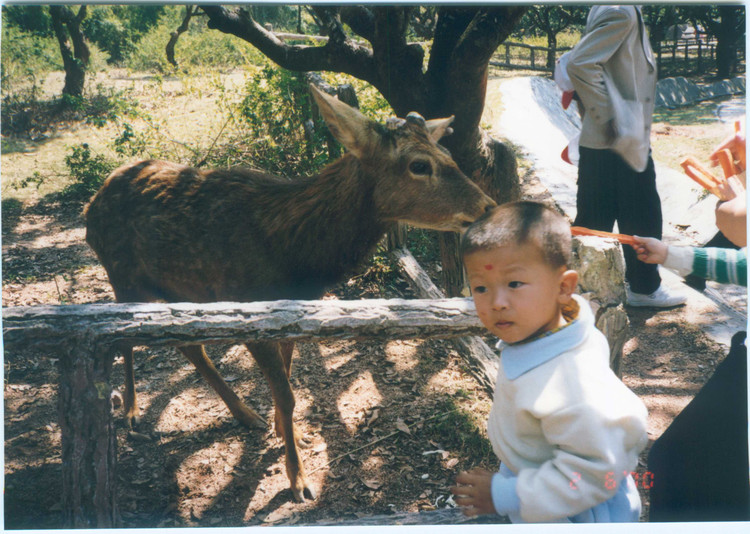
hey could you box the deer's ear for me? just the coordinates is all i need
[425,116,455,142]
[310,84,373,158]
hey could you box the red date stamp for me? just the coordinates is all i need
[569,470,654,491]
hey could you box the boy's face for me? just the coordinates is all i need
[465,243,577,344]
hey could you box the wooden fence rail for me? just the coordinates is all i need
[2,297,490,528]
[2,298,486,352]
[490,40,571,72]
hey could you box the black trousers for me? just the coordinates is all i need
[575,147,662,294]
[648,331,749,522]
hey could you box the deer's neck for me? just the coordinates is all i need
[261,155,390,282]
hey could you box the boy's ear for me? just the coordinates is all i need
[558,269,578,302]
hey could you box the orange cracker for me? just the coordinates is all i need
[716,149,737,180]
[570,226,637,246]
[680,156,722,192]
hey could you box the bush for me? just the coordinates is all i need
[1,23,61,95]
[63,143,117,198]
[202,64,392,177]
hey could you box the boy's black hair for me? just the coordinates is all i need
[461,200,572,268]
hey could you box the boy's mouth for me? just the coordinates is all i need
[495,320,513,329]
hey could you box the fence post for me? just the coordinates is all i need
[684,41,689,75]
[58,338,119,528]
[505,43,510,65]
[530,47,535,69]
[656,42,663,77]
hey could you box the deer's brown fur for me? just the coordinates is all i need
[84,85,495,501]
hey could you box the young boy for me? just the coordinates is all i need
[450,201,648,523]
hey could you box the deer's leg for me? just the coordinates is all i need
[246,341,316,502]
[179,344,266,429]
[122,346,141,428]
[280,341,295,378]
[273,342,311,447]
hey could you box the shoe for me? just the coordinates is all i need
[683,273,707,291]
[626,284,687,308]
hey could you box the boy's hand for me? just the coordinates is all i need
[631,236,668,264]
[449,468,496,517]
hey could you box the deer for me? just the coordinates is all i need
[84,84,496,502]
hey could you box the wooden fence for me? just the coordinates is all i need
[489,38,744,78]
[2,247,500,528]
[490,41,571,72]
[654,38,738,77]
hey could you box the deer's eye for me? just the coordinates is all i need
[409,160,432,176]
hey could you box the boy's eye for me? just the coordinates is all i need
[473,285,487,294]
[509,281,524,289]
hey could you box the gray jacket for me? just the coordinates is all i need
[566,5,657,171]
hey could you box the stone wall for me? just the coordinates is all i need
[571,236,629,376]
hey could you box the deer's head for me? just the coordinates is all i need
[310,85,495,232]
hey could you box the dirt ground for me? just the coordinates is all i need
[2,70,744,528]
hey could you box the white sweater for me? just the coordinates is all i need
[487,295,648,522]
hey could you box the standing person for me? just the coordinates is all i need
[566,5,686,307]
[449,201,648,523]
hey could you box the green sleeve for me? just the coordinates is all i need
[691,248,747,286]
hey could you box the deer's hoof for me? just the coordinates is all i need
[246,416,267,431]
[292,483,317,502]
[127,413,141,430]
[234,407,267,430]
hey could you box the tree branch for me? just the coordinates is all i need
[310,5,348,43]
[452,6,527,73]
[339,5,376,42]
[200,5,378,86]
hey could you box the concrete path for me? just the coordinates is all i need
[486,75,746,349]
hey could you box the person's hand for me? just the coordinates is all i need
[631,236,669,265]
[710,123,746,173]
[714,175,745,202]
[449,468,497,517]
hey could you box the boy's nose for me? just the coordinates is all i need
[491,290,508,310]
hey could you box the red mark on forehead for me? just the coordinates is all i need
[484,264,493,270]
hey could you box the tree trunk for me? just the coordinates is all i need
[49,6,90,98]
[439,131,520,296]
[715,12,737,80]
[58,338,118,528]
[547,33,558,71]
[166,5,195,68]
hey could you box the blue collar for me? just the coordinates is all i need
[496,295,593,380]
